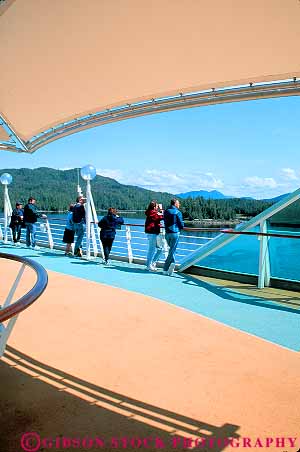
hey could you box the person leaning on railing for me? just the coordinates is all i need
[98,207,124,265]
[163,198,184,276]
[144,200,164,271]
[23,197,47,250]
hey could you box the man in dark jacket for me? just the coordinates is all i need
[163,198,184,276]
[23,197,47,249]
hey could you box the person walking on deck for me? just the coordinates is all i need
[163,198,184,276]
[9,201,24,245]
[72,196,86,257]
[98,208,124,264]
[145,200,164,271]
[23,197,47,249]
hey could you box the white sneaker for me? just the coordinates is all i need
[146,264,157,272]
[32,245,40,250]
[167,263,176,276]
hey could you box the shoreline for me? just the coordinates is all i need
[184,219,242,227]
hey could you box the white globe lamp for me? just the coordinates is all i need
[0,173,13,185]
[80,165,96,181]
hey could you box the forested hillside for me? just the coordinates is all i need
[181,196,272,221]
[0,168,174,211]
[0,168,273,220]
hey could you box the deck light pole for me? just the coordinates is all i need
[0,173,13,243]
[80,165,96,259]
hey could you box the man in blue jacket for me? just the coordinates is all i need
[163,198,184,276]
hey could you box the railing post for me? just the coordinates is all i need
[160,228,169,258]
[89,190,102,258]
[45,219,54,249]
[0,316,18,357]
[91,222,98,257]
[3,263,26,308]
[0,263,25,357]
[258,220,270,288]
[126,226,133,263]
[85,180,92,260]
[3,185,9,243]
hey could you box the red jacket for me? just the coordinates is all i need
[145,209,162,234]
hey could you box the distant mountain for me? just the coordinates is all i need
[263,193,290,203]
[176,190,233,200]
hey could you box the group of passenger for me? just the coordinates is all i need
[9,194,184,276]
[145,198,184,276]
[63,195,184,275]
[9,197,47,249]
[63,196,124,263]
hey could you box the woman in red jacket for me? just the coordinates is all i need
[145,200,164,271]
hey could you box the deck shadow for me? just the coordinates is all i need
[1,345,240,452]
[180,274,300,315]
[100,262,300,314]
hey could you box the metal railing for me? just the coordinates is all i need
[0,217,217,265]
[182,227,300,289]
[0,252,48,357]
[2,217,300,289]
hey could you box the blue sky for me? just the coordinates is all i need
[1,95,299,199]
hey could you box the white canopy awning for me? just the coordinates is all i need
[1,0,300,151]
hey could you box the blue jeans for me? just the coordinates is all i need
[74,222,85,252]
[26,222,37,247]
[163,232,180,271]
[146,234,163,268]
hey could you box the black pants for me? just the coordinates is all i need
[101,238,114,262]
[11,224,22,242]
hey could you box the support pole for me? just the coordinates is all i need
[3,185,8,243]
[258,221,270,288]
[86,180,92,260]
[126,226,133,263]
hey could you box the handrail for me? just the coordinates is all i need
[0,252,48,322]
[221,229,300,239]
[43,218,225,232]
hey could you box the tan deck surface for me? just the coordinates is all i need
[1,262,300,451]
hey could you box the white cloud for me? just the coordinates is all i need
[244,176,278,189]
[281,168,298,180]
[96,168,123,181]
[95,168,224,194]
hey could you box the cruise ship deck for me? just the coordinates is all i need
[1,244,300,452]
